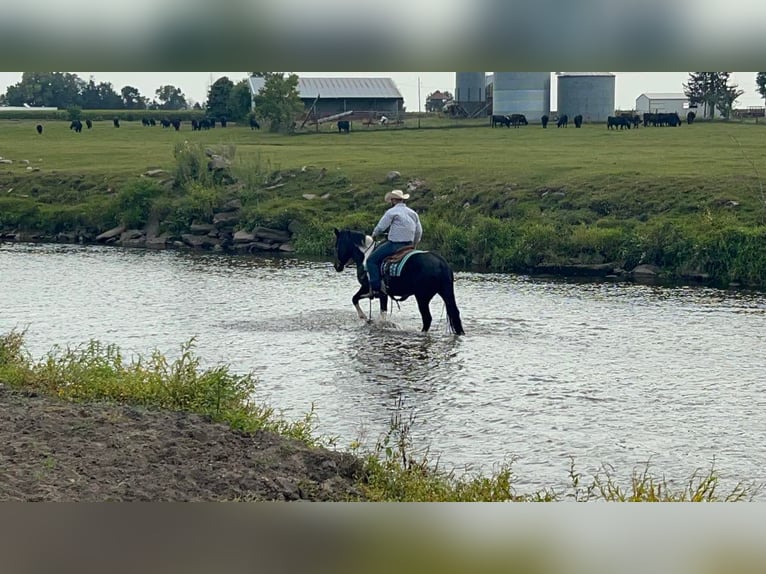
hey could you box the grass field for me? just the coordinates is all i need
[2,116,766,285]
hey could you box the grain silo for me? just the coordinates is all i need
[556,73,615,123]
[491,72,550,122]
[455,72,486,115]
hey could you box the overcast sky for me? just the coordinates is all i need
[0,72,763,111]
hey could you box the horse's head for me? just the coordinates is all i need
[333,228,352,272]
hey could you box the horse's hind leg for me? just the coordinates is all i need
[416,293,434,332]
[352,287,369,320]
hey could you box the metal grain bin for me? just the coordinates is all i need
[492,72,551,122]
[556,73,615,123]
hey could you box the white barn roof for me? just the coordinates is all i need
[639,92,687,100]
[248,76,403,100]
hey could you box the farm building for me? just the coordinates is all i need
[425,91,451,112]
[557,72,615,122]
[635,93,694,117]
[248,76,404,121]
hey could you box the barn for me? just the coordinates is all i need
[635,93,694,117]
[248,76,404,122]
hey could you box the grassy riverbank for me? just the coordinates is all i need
[0,331,757,501]
[2,117,766,286]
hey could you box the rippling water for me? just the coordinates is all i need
[2,242,765,497]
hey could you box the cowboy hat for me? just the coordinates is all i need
[385,189,410,202]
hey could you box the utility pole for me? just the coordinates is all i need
[418,76,421,129]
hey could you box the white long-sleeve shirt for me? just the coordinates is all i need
[372,202,422,244]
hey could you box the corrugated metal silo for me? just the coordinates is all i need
[556,73,615,123]
[455,72,486,115]
[492,72,550,121]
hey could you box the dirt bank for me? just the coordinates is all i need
[0,384,366,501]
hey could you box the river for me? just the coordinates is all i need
[2,242,765,497]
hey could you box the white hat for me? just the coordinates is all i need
[385,189,410,202]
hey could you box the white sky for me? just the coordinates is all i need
[0,72,763,111]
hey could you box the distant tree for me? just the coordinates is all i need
[252,72,304,133]
[683,72,740,119]
[193,102,203,110]
[756,73,766,103]
[228,79,253,122]
[206,76,234,119]
[121,86,147,109]
[155,85,188,110]
[4,72,85,108]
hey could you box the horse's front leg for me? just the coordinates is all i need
[351,286,370,320]
[378,293,389,322]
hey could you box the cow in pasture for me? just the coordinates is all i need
[113,118,120,128]
[69,120,83,133]
[85,119,92,129]
[149,118,156,126]
[631,115,641,129]
[160,118,171,128]
[607,116,631,130]
[541,115,549,128]
[509,113,528,127]
[491,114,511,127]
[337,120,350,133]
[171,119,181,131]
[573,114,583,128]
[191,119,199,131]
[36,124,43,135]
[220,117,228,127]
[557,114,568,127]
[687,111,696,124]
[249,117,260,130]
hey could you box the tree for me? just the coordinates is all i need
[756,73,766,103]
[683,72,741,119]
[155,85,188,110]
[4,72,85,108]
[206,76,234,119]
[251,72,304,133]
[228,79,253,122]
[121,86,147,109]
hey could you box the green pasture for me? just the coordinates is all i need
[2,116,766,286]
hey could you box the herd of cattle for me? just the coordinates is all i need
[488,110,696,131]
[32,115,260,135]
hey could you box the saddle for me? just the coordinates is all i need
[381,247,424,280]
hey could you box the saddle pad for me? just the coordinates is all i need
[384,250,426,278]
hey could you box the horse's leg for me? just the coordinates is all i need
[415,292,435,332]
[378,293,389,322]
[351,286,370,320]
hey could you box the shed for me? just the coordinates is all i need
[248,76,404,121]
[635,93,694,117]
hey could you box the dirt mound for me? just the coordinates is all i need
[0,385,365,501]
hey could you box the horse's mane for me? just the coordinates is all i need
[339,229,368,246]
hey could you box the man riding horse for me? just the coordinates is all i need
[366,189,422,298]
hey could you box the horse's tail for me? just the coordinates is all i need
[440,271,465,335]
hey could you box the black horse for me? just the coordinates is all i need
[333,229,464,335]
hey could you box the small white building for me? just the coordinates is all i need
[635,93,693,116]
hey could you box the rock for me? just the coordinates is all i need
[320,193,331,200]
[385,170,401,182]
[278,243,296,252]
[631,264,660,277]
[213,211,239,226]
[207,156,231,171]
[189,223,216,235]
[20,159,30,165]
[233,230,255,243]
[302,194,316,200]
[143,169,168,177]
[119,229,144,242]
[0,159,13,164]
[218,198,242,212]
[146,234,170,249]
[253,227,291,243]
[181,234,220,249]
[96,225,126,242]
[287,220,303,234]
[26,167,40,172]
[406,179,427,193]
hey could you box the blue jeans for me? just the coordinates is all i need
[367,240,411,290]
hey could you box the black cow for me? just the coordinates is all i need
[191,119,200,131]
[687,111,696,125]
[219,117,227,128]
[573,114,583,128]
[607,116,631,130]
[491,114,511,127]
[113,118,120,128]
[141,118,151,126]
[557,114,568,128]
[160,118,171,128]
[36,124,43,135]
[171,119,181,131]
[149,118,156,126]
[69,120,83,133]
[337,120,350,133]
[541,115,549,128]
[249,117,260,130]
[631,115,641,129]
[509,113,528,127]
[85,119,93,129]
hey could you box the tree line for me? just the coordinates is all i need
[684,72,766,119]
[0,72,259,123]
